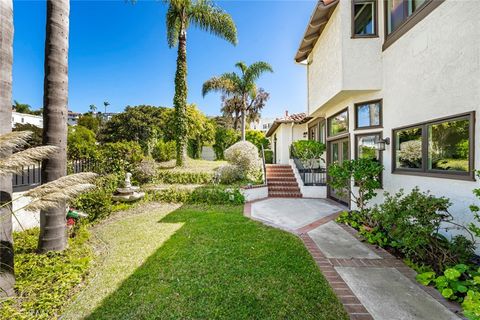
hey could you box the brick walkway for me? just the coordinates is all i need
[245,198,464,320]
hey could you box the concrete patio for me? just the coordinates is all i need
[247,198,462,320]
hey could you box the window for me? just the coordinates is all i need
[392,112,475,180]
[356,133,383,185]
[355,100,382,129]
[328,109,349,137]
[319,121,326,143]
[352,0,377,37]
[384,0,443,50]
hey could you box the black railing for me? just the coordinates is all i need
[290,145,327,186]
[13,159,99,192]
[261,145,267,185]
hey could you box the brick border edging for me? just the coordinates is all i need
[243,201,465,320]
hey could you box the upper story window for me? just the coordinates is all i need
[392,112,475,180]
[328,109,349,137]
[355,100,382,130]
[352,0,377,37]
[384,0,444,50]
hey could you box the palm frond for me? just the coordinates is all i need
[24,172,98,199]
[235,62,248,75]
[0,146,58,175]
[189,0,237,45]
[245,61,273,84]
[202,73,240,96]
[0,131,33,154]
[166,5,181,48]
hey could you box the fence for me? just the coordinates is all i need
[13,159,99,192]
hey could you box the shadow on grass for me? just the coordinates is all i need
[84,204,348,320]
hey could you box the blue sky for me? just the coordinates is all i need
[13,0,315,118]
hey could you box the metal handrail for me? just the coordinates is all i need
[261,145,267,185]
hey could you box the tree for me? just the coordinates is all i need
[203,61,273,141]
[13,100,32,114]
[38,0,70,253]
[103,101,110,114]
[100,105,168,155]
[67,126,98,160]
[165,0,237,166]
[221,88,269,130]
[245,130,269,152]
[89,104,97,113]
[78,113,101,134]
[0,0,15,297]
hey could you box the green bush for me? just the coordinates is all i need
[292,140,325,162]
[0,227,92,320]
[213,127,239,160]
[246,130,270,152]
[155,170,213,184]
[67,125,99,160]
[152,140,176,162]
[328,158,383,211]
[224,141,262,183]
[264,149,273,164]
[99,141,144,174]
[72,174,120,223]
[147,185,244,205]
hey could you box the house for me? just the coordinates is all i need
[265,111,310,164]
[11,111,43,128]
[250,117,275,133]
[285,0,480,228]
[68,110,81,126]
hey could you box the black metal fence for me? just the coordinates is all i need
[13,159,99,192]
[290,146,327,186]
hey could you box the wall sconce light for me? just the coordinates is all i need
[303,131,308,138]
[375,137,390,151]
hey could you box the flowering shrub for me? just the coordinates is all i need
[398,140,422,167]
[215,164,244,184]
[224,141,262,182]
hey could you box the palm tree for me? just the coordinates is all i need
[103,101,109,114]
[89,104,97,113]
[202,61,273,141]
[0,0,15,297]
[38,0,70,253]
[165,0,237,166]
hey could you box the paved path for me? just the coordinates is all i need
[247,198,462,320]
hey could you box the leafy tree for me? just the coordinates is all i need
[100,105,168,155]
[203,61,273,140]
[39,0,70,253]
[0,0,15,296]
[328,159,384,212]
[245,130,269,152]
[78,113,101,134]
[213,127,239,160]
[12,100,42,115]
[165,0,237,166]
[67,126,98,160]
[292,140,325,169]
[13,123,43,147]
[221,88,270,130]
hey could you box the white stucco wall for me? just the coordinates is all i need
[12,112,43,128]
[271,123,307,165]
[304,0,480,239]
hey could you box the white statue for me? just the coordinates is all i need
[125,172,132,188]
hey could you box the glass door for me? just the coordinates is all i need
[328,137,350,205]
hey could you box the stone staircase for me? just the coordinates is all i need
[266,164,302,198]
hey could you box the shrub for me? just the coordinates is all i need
[369,187,475,272]
[133,158,157,184]
[224,141,261,182]
[147,185,244,205]
[246,130,270,152]
[99,141,144,174]
[0,227,92,319]
[72,174,120,223]
[67,125,99,160]
[213,127,239,160]
[155,170,213,184]
[152,140,176,162]
[215,164,244,184]
[292,140,325,168]
[328,158,383,211]
[264,149,273,164]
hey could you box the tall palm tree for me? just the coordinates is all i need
[202,61,273,141]
[38,0,70,253]
[103,101,109,114]
[0,0,15,297]
[89,104,97,113]
[165,0,237,166]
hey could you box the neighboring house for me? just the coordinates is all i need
[250,117,275,133]
[291,0,480,231]
[266,111,309,164]
[68,110,81,126]
[11,111,43,128]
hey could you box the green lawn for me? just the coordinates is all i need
[64,203,347,320]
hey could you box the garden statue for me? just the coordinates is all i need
[112,172,145,202]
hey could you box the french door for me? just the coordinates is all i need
[327,137,350,206]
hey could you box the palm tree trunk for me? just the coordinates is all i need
[240,95,247,141]
[174,19,188,167]
[0,0,15,297]
[38,0,69,253]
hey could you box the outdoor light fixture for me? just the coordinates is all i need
[375,137,390,151]
[303,131,308,138]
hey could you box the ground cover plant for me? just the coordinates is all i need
[63,203,348,320]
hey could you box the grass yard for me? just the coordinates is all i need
[64,203,347,320]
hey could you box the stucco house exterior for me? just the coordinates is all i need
[286,0,480,230]
[265,112,309,164]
